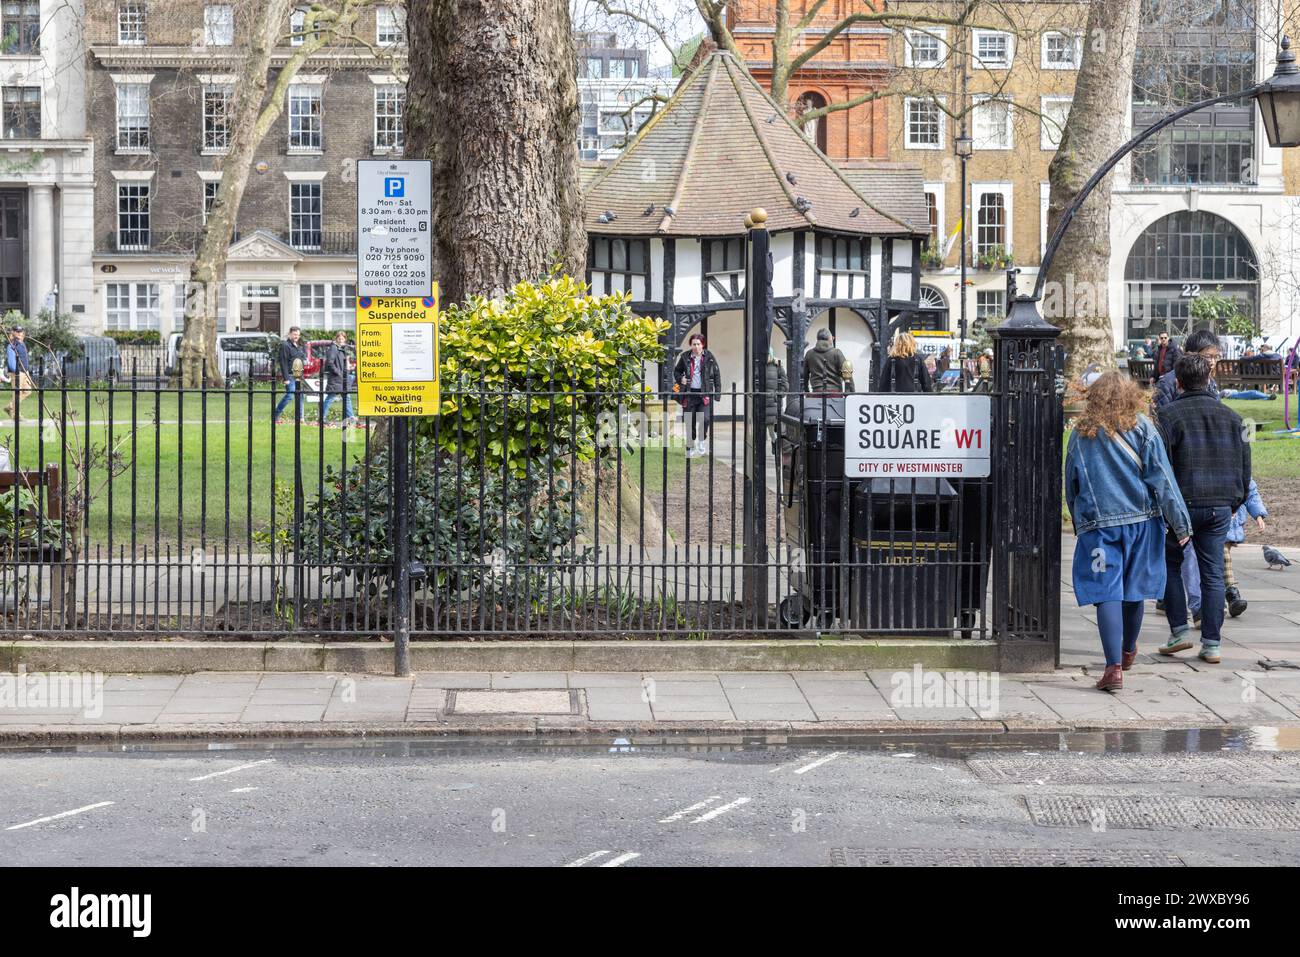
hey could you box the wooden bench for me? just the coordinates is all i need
[1214,357,1298,393]
[1128,358,1154,383]
[0,465,64,561]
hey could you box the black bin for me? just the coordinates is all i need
[849,477,959,634]
[778,396,846,625]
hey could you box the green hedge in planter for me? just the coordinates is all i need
[104,330,162,346]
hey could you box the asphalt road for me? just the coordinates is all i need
[2,735,1300,867]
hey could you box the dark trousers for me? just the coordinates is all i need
[685,389,711,441]
[1164,505,1232,645]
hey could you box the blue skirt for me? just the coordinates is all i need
[1072,518,1167,606]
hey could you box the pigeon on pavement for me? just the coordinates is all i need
[1263,545,1292,570]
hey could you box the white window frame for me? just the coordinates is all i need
[289,181,322,249]
[972,94,1013,151]
[105,282,160,331]
[287,82,323,152]
[903,28,947,69]
[376,5,404,46]
[289,7,306,46]
[298,283,326,326]
[373,84,404,152]
[115,178,152,250]
[975,289,1005,322]
[328,282,356,329]
[1040,95,1072,150]
[904,96,945,150]
[117,0,147,45]
[972,29,1013,70]
[204,4,234,46]
[201,177,221,224]
[114,80,151,152]
[1041,31,1082,70]
[922,180,945,251]
[972,182,1013,257]
[201,83,233,153]
[1040,181,1051,257]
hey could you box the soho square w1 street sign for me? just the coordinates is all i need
[845,394,992,478]
[357,159,433,297]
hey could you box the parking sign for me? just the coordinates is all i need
[358,160,432,297]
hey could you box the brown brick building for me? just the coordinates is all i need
[85,0,406,336]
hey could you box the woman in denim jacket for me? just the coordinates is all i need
[1065,372,1192,692]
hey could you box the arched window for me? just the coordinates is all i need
[795,91,828,154]
[1123,210,1257,339]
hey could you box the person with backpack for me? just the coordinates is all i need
[1065,371,1191,692]
[878,332,933,393]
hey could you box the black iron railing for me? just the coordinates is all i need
[0,360,1039,642]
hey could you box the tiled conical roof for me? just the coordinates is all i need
[583,52,924,238]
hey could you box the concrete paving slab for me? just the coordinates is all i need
[256,674,338,690]
[413,673,489,689]
[584,688,653,721]
[159,697,252,715]
[569,673,647,688]
[453,690,573,715]
[246,688,334,705]
[74,706,163,724]
[648,709,738,721]
[727,700,817,721]
[103,675,184,691]
[238,705,327,722]
[490,672,569,689]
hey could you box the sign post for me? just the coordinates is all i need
[357,159,434,677]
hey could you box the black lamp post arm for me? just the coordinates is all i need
[1033,85,1261,300]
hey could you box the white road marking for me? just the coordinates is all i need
[690,796,751,823]
[230,787,259,794]
[565,850,611,867]
[770,750,817,773]
[599,852,641,867]
[189,758,275,782]
[658,796,721,823]
[793,752,844,775]
[7,801,115,831]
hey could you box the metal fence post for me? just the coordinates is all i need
[989,291,1064,670]
[743,208,772,622]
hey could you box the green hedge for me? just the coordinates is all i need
[104,329,162,345]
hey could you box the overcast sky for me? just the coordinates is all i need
[573,0,707,70]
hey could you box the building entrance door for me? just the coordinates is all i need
[257,301,281,333]
[0,191,26,313]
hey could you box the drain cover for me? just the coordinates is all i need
[830,847,1185,867]
[1025,795,1300,830]
[448,689,579,715]
[967,752,1300,785]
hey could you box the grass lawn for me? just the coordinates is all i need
[1223,398,1300,480]
[0,388,365,549]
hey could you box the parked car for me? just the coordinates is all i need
[31,336,122,386]
[164,332,277,386]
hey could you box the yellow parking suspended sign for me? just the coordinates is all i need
[356,289,440,416]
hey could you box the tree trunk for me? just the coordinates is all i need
[1043,0,1142,380]
[405,0,585,304]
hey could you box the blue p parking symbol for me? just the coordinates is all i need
[384,177,405,197]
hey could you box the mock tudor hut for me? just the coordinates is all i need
[582,50,930,411]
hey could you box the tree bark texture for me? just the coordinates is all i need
[1044,0,1142,379]
[405,0,585,305]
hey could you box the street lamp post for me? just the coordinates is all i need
[955,132,972,391]
[1015,36,1300,333]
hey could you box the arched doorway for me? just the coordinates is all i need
[805,307,875,390]
[795,91,828,154]
[1124,210,1258,340]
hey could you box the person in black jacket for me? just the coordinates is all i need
[318,330,357,427]
[1149,331,1181,385]
[273,326,308,423]
[1154,353,1251,665]
[673,333,721,457]
[878,332,933,393]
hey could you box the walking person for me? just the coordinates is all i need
[802,328,855,393]
[318,330,358,427]
[1225,478,1268,618]
[878,332,933,393]
[5,324,33,418]
[673,332,720,458]
[1153,328,1219,413]
[1156,354,1252,665]
[273,326,308,424]
[764,347,787,455]
[1065,372,1191,692]
[1149,331,1181,386]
